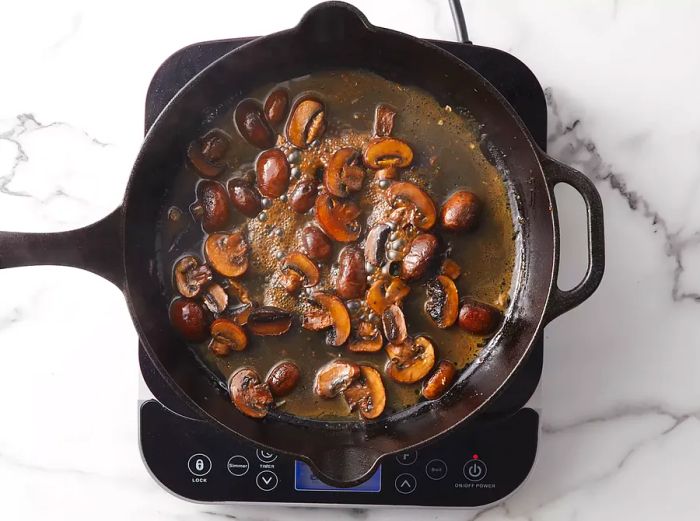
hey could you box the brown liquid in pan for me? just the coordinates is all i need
[159,70,515,420]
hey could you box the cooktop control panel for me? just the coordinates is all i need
[140,401,538,506]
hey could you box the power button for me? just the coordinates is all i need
[463,459,487,482]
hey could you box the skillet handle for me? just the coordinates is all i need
[306,445,383,488]
[540,154,605,323]
[0,207,124,289]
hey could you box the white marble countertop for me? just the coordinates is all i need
[1,0,699,519]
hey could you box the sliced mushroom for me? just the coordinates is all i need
[280,252,320,294]
[387,181,437,230]
[324,148,365,198]
[362,137,413,169]
[364,223,392,267]
[421,360,457,400]
[205,231,249,277]
[234,99,275,149]
[440,258,462,280]
[187,129,230,178]
[256,149,290,198]
[228,179,263,218]
[288,179,318,213]
[169,298,209,342]
[336,246,367,299]
[458,298,502,336]
[264,88,289,126]
[367,277,410,314]
[315,193,362,243]
[230,303,253,327]
[286,96,326,148]
[425,275,459,329]
[202,283,228,314]
[310,292,351,346]
[229,368,273,419]
[301,308,333,331]
[440,190,482,232]
[373,104,397,137]
[401,233,439,281]
[348,321,384,352]
[376,167,399,181]
[313,359,360,398]
[223,278,253,305]
[193,181,230,232]
[209,318,248,355]
[385,336,436,384]
[247,306,293,336]
[266,361,300,397]
[382,304,408,344]
[343,365,386,419]
[173,256,212,298]
[301,224,333,263]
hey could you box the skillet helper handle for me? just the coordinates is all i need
[540,154,605,323]
[0,207,124,289]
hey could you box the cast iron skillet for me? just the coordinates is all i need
[0,2,604,486]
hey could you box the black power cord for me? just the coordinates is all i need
[448,0,470,43]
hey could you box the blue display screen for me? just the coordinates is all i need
[294,461,382,492]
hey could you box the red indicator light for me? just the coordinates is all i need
[472,454,479,460]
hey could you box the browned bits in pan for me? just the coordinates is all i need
[421,360,457,400]
[343,365,386,419]
[314,359,360,398]
[209,318,248,355]
[440,258,462,280]
[264,88,289,126]
[266,361,300,397]
[256,149,290,198]
[247,306,293,336]
[205,231,249,277]
[234,99,275,149]
[286,96,326,148]
[229,368,273,418]
[169,298,209,342]
[458,298,502,336]
[335,245,367,299]
[424,275,459,329]
[173,256,212,298]
[373,104,397,137]
[440,190,481,232]
[187,128,230,178]
[228,179,263,217]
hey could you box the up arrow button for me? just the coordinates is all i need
[394,473,417,494]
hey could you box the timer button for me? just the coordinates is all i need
[463,458,487,482]
[395,451,418,466]
[187,453,212,477]
[256,449,278,463]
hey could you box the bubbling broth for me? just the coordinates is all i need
[160,70,515,421]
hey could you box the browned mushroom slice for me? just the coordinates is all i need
[173,256,212,298]
[335,246,367,300]
[288,179,318,213]
[229,368,273,419]
[187,129,230,178]
[385,336,436,384]
[362,137,413,169]
[169,298,209,342]
[301,224,333,263]
[364,223,392,267]
[373,104,397,137]
[400,233,439,281]
[286,96,326,148]
[301,308,333,331]
[458,298,502,336]
[266,361,300,397]
[315,193,362,243]
[234,99,275,149]
[223,278,253,305]
[324,148,365,198]
[308,292,351,346]
[193,181,230,232]
[256,149,290,198]
[228,179,263,218]
[313,359,360,398]
[247,306,293,336]
[230,303,253,326]
[348,321,384,352]
[367,277,410,314]
[205,231,250,277]
[209,318,248,356]
[280,252,320,294]
[424,275,459,329]
[202,283,228,314]
[263,87,289,126]
[440,258,462,280]
[440,190,482,232]
[387,181,437,230]
[421,360,457,400]
[382,304,408,344]
[343,365,386,419]
[376,167,399,181]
